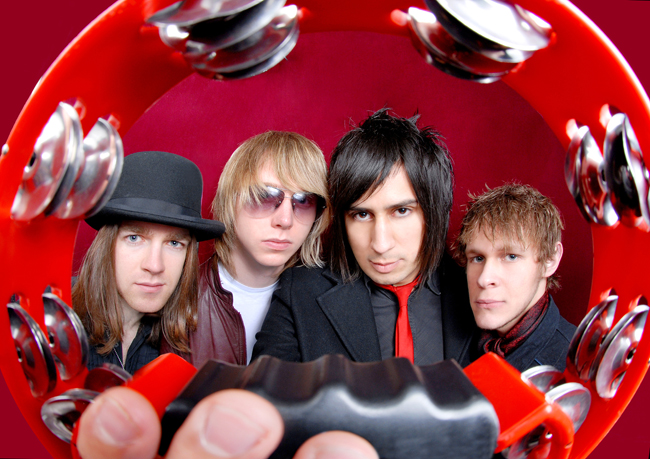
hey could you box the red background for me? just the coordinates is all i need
[1,0,649,457]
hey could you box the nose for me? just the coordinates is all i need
[476,259,498,288]
[141,244,165,274]
[370,216,394,255]
[272,196,294,229]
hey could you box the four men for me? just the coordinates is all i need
[74,111,577,459]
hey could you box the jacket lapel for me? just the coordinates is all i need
[316,270,382,362]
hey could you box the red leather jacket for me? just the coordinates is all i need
[188,256,247,368]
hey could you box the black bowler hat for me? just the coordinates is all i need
[86,151,225,241]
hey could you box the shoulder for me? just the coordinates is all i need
[548,297,577,340]
[530,298,576,371]
[274,266,354,307]
[279,265,339,287]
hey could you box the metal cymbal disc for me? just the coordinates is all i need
[424,0,552,63]
[577,128,618,226]
[7,302,58,397]
[503,424,550,459]
[590,304,649,399]
[408,7,507,84]
[603,113,650,230]
[183,0,286,56]
[148,0,265,27]
[158,24,191,51]
[545,382,591,432]
[565,125,617,226]
[504,382,591,459]
[565,124,586,199]
[84,364,131,393]
[42,293,89,380]
[407,7,516,81]
[11,102,83,221]
[69,119,124,218]
[567,294,617,380]
[41,388,99,443]
[52,119,124,219]
[190,5,297,73]
[521,365,566,393]
[212,20,298,80]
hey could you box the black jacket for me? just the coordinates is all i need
[252,255,476,364]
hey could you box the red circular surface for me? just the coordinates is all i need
[1,0,649,458]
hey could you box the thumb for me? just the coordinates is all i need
[76,387,161,459]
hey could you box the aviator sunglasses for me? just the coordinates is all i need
[244,185,326,224]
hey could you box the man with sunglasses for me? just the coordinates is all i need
[253,110,475,365]
[185,131,330,368]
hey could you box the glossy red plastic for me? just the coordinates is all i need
[0,0,648,458]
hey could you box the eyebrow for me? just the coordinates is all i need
[348,199,418,213]
[119,224,191,241]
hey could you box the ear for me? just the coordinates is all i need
[542,242,563,278]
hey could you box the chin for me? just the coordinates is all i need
[474,314,503,332]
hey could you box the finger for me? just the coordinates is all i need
[166,389,284,459]
[76,387,161,459]
[294,431,379,459]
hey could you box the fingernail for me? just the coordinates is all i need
[92,396,141,446]
[201,404,268,457]
[311,444,377,459]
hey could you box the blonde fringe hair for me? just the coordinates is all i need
[212,131,330,276]
[72,223,199,355]
[453,183,564,291]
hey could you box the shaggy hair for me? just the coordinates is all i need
[212,131,330,276]
[453,183,564,290]
[72,223,199,354]
[328,109,454,285]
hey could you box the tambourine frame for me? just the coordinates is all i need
[1,0,649,458]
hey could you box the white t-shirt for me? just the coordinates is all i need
[218,262,278,364]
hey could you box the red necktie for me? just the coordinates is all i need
[376,277,420,363]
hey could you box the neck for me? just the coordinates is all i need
[120,299,144,360]
[228,248,283,288]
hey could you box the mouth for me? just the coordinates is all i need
[263,239,292,250]
[136,283,164,293]
[474,299,504,309]
[370,260,398,274]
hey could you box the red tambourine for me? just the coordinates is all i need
[1,0,649,458]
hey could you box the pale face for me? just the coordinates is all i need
[114,221,190,318]
[465,230,562,336]
[232,162,315,285]
[345,166,425,286]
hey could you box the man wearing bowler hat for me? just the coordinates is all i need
[72,150,224,374]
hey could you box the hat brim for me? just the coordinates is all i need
[86,206,225,242]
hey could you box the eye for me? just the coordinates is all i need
[169,240,186,249]
[395,207,411,216]
[470,255,484,263]
[352,211,371,221]
[506,254,519,261]
[127,234,140,243]
[292,192,313,206]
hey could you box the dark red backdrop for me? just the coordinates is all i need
[1,0,649,457]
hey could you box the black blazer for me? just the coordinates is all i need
[252,255,476,365]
